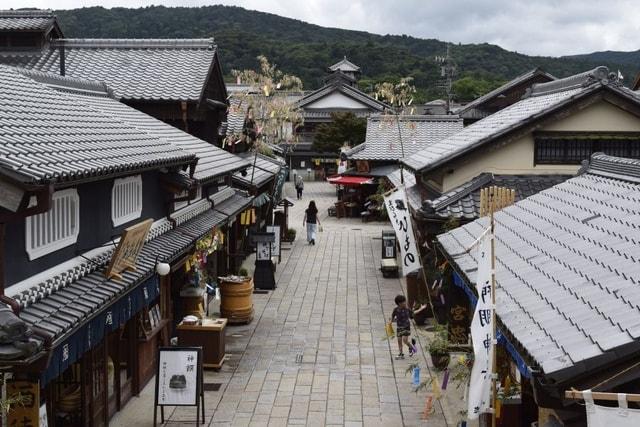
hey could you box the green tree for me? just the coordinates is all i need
[452,76,504,102]
[312,112,367,153]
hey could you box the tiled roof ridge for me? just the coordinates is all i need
[343,143,366,157]
[51,38,215,49]
[430,172,493,210]
[587,153,640,184]
[526,66,613,98]
[15,66,113,97]
[369,114,461,122]
[457,67,556,114]
[0,9,53,17]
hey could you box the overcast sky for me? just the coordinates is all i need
[4,0,639,56]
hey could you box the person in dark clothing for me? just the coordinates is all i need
[302,200,321,245]
[295,175,304,199]
[391,295,426,359]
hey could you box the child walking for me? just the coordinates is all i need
[391,295,426,359]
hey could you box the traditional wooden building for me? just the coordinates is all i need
[437,153,640,426]
[0,10,228,145]
[0,66,251,427]
[403,66,640,238]
[287,58,389,180]
[454,68,556,125]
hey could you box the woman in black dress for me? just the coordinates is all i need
[302,200,321,245]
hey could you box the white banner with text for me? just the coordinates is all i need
[468,230,494,420]
[383,189,420,275]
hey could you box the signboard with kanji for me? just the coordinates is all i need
[7,380,39,427]
[105,219,153,280]
[154,347,204,426]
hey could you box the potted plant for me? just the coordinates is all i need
[238,267,249,277]
[428,324,451,371]
[285,228,296,242]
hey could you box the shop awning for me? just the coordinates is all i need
[327,175,374,186]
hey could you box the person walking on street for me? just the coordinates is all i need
[303,200,320,245]
[391,295,426,359]
[295,175,304,199]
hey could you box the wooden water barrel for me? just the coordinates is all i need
[219,276,254,324]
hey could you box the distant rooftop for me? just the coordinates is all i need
[0,9,59,33]
[328,56,360,73]
[0,37,217,101]
[346,115,463,161]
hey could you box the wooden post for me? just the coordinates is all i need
[490,186,497,427]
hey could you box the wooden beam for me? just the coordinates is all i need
[565,389,640,402]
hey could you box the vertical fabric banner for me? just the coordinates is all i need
[468,230,494,420]
[383,188,421,275]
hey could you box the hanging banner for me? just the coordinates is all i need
[468,230,494,420]
[584,391,640,427]
[383,188,420,275]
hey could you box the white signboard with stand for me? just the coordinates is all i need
[266,226,281,262]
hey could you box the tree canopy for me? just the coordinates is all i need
[312,112,367,154]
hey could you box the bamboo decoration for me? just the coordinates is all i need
[479,186,516,217]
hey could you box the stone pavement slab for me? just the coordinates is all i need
[110,181,453,427]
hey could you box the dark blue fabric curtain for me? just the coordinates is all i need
[41,275,160,385]
[452,271,530,379]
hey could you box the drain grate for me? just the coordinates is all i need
[295,353,304,364]
[203,383,222,391]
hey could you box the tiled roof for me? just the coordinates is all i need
[346,115,463,161]
[425,173,572,219]
[297,80,387,112]
[57,89,250,183]
[437,153,640,380]
[0,38,217,101]
[455,68,556,119]
[328,57,360,73]
[233,153,284,188]
[0,10,57,32]
[0,66,194,185]
[403,66,633,173]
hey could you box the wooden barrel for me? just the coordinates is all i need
[219,276,254,324]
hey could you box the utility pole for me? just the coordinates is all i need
[435,43,456,114]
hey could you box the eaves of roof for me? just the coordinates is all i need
[404,82,616,174]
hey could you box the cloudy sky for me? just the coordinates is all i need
[4,0,639,56]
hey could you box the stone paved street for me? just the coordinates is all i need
[112,181,453,426]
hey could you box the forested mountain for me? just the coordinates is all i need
[53,5,639,101]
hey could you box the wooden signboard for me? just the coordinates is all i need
[105,218,153,280]
[356,160,370,173]
[7,380,39,427]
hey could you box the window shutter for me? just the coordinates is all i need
[112,175,143,227]
[26,188,80,260]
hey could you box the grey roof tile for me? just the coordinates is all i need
[438,153,640,380]
[426,173,572,219]
[0,66,194,185]
[0,10,57,31]
[59,89,250,182]
[232,153,284,188]
[404,67,636,173]
[346,115,463,161]
[0,38,216,101]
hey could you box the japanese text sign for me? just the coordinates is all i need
[383,189,420,275]
[468,230,494,420]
